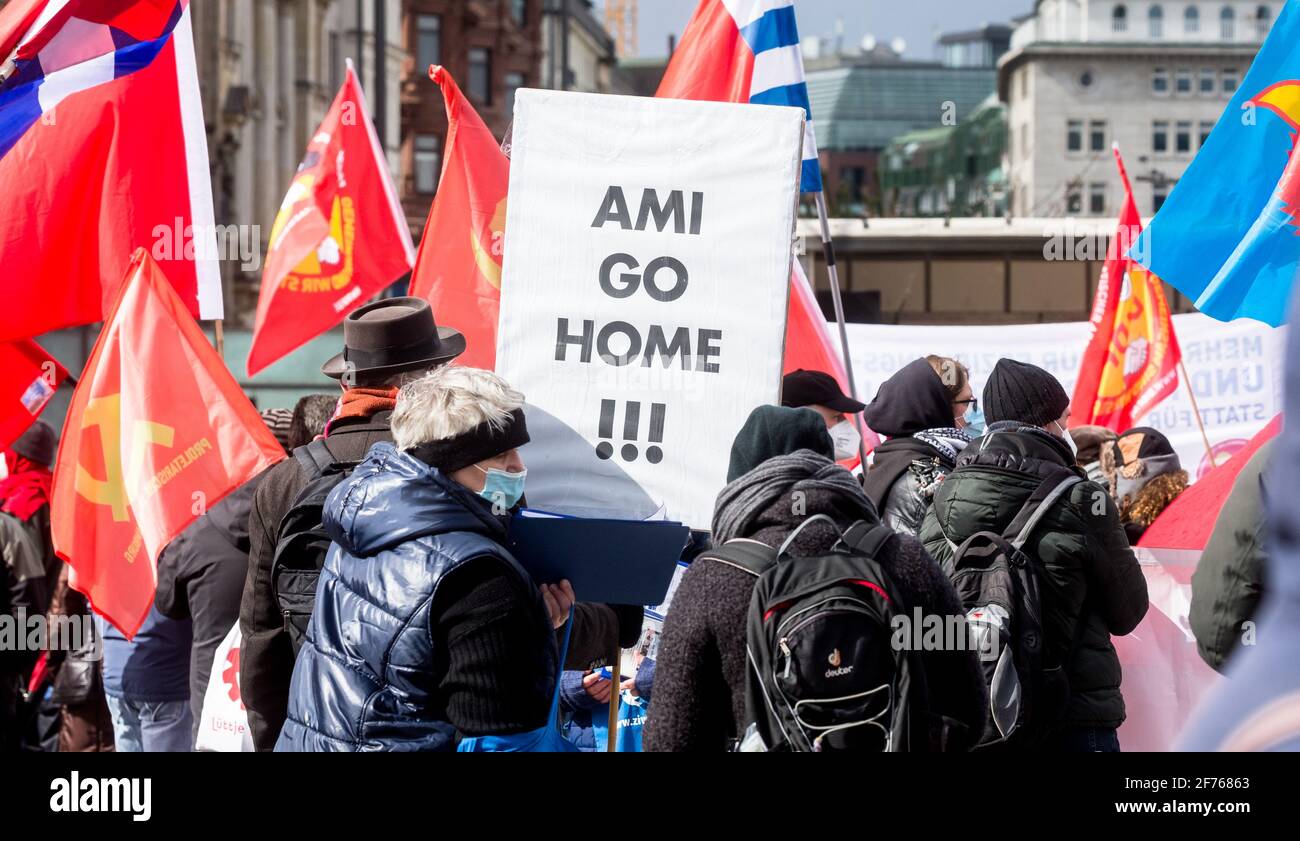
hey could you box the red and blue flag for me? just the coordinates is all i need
[0,0,221,341]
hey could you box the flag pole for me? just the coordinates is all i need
[214,318,225,356]
[606,643,620,753]
[1178,360,1216,464]
[813,190,869,465]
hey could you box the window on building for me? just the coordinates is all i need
[417,15,441,70]
[1175,68,1193,94]
[1090,120,1107,152]
[1020,124,1028,158]
[504,71,525,116]
[1090,183,1107,215]
[1067,186,1083,214]
[1200,68,1216,94]
[1154,189,1168,212]
[1153,120,1169,153]
[1223,67,1239,93]
[1021,68,1029,100]
[1149,5,1164,38]
[1152,67,1170,94]
[511,0,528,25]
[468,48,492,104]
[1185,5,1200,33]
[415,134,441,194]
[1200,120,1215,146]
[1256,5,1272,38]
[1067,119,1083,152]
[1113,4,1128,33]
[1176,121,1193,152]
[1221,6,1236,39]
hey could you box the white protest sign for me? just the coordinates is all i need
[496,89,803,528]
[846,313,1284,478]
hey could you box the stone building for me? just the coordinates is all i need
[1000,0,1281,218]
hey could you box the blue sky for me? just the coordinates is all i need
[634,0,1035,60]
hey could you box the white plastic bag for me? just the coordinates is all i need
[195,622,253,752]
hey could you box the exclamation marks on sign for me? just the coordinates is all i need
[596,400,665,464]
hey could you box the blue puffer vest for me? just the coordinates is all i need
[275,442,549,751]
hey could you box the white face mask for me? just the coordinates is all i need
[1053,421,1078,459]
[829,419,861,461]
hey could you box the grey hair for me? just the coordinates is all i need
[391,366,526,450]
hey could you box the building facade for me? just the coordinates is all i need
[1000,0,1280,218]
[399,0,543,230]
[806,29,1005,216]
[540,0,628,94]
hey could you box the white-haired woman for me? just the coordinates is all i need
[276,366,573,751]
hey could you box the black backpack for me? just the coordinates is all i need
[701,515,940,752]
[940,471,1083,749]
[270,439,362,656]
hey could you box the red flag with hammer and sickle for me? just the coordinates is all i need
[51,249,285,637]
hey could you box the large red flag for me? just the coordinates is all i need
[0,1,222,342]
[52,249,285,637]
[407,66,509,371]
[1071,146,1182,431]
[247,64,414,375]
[0,340,68,449]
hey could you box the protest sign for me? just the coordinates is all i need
[847,313,1284,479]
[496,89,803,528]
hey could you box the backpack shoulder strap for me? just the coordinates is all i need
[841,520,895,558]
[292,438,337,477]
[697,539,778,578]
[1002,472,1083,550]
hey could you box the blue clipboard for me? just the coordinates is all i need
[508,510,691,606]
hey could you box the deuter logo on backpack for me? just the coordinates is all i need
[824,647,854,679]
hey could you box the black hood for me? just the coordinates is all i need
[861,357,955,437]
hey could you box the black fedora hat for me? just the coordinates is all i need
[321,297,465,380]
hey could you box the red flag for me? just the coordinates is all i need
[0,340,68,449]
[1072,146,1182,431]
[408,66,509,371]
[247,64,414,375]
[51,249,285,637]
[0,1,222,342]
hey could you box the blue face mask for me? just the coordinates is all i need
[477,464,527,512]
[964,405,986,437]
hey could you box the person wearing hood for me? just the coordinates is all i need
[1103,427,1189,544]
[276,366,567,751]
[781,369,867,460]
[1068,425,1119,488]
[1,421,57,752]
[643,405,986,752]
[859,356,976,536]
[919,358,1149,751]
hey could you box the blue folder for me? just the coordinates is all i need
[508,510,691,606]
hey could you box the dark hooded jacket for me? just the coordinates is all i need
[276,443,557,751]
[919,422,1150,731]
[861,358,967,536]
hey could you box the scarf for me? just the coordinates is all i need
[324,387,399,436]
[0,450,52,522]
[712,450,875,547]
[912,426,972,463]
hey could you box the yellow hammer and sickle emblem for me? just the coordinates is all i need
[74,394,175,523]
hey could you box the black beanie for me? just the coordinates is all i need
[10,420,57,467]
[983,358,1069,427]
